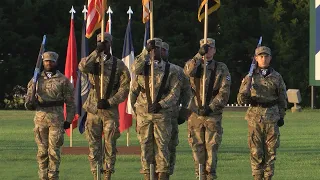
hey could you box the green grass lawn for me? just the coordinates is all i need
[0,109,320,180]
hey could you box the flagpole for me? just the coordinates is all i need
[202,1,208,107]
[98,2,107,179]
[100,0,106,100]
[126,6,133,147]
[149,0,155,102]
[107,6,113,54]
[69,6,76,148]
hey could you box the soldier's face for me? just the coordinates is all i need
[154,47,161,60]
[161,48,168,59]
[97,40,111,55]
[43,60,56,71]
[205,46,216,60]
[255,54,272,68]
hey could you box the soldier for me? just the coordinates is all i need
[237,46,286,180]
[130,38,182,180]
[78,32,131,180]
[184,38,231,180]
[161,41,192,177]
[25,51,75,180]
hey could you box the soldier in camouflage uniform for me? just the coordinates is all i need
[78,32,130,180]
[161,41,192,177]
[25,51,75,180]
[237,46,287,180]
[184,38,231,180]
[130,38,182,180]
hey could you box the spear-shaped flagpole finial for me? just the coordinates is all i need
[107,6,113,16]
[82,5,88,20]
[69,6,76,19]
[106,6,113,34]
[127,6,133,19]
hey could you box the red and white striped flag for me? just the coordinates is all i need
[86,0,107,38]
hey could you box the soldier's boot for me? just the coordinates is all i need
[264,176,272,180]
[104,171,112,180]
[253,174,264,180]
[92,172,97,180]
[48,170,59,180]
[196,174,207,180]
[206,174,218,180]
[158,173,169,180]
[143,174,150,180]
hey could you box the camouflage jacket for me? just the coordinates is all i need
[26,70,75,123]
[130,51,182,114]
[237,67,287,123]
[79,50,130,115]
[184,54,231,115]
[169,62,192,109]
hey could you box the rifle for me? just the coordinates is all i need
[244,36,262,94]
[30,35,46,103]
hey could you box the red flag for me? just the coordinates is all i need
[86,0,107,38]
[118,19,134,133]
[64,12,78,136]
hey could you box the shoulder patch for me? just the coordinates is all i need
[226,75,231,81]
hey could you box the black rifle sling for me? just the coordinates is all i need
[104,57,118,99]
[195,64,202,107]
[144,62,152,105]
[155,62,170,103]
[205,61,218,106]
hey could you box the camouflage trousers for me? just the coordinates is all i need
[187,112,223,179]
[168,111,179,175]
[248,119,280,178]
[33,110,65,180]
[85,112,120,175]
[136,111,172,174]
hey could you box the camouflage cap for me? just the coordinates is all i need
[42,51,59,62]
[200,38,215,47]
[162,42,169,51]
[255,46,271,56]
[147,37,163,48]
[97,32,112,42]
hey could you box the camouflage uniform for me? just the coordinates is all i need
[78,33,131,178]
[161,42,192,176]
[26,52,75,180]
[237,47,287,180]
[184,38,231,179]
[130,38,182,179]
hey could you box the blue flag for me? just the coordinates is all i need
[76,19,90,134]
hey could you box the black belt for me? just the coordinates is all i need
[38,100,64,107]
[251,100,277,108]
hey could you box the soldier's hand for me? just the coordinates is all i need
[198,106,212,116]
[25,100,37,110]
[148,102,162,113]
[177,107,191,125]
[97,99,110,109]
[277,118,284,127]
[198,44,210,56]
[146,40,156,52]
[63,121,71,129]
[96,42,105,53]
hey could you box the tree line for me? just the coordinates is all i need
[0,0,314,109]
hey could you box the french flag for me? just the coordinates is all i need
[118,18,134,133]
